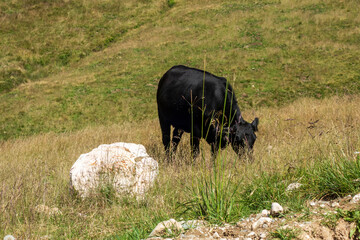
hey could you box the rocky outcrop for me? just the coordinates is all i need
[70,142,158,198]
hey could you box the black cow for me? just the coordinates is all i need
[156,65,259,159]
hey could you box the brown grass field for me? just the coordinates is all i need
[1,95,359,239]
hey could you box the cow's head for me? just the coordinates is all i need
[230,117,259,157]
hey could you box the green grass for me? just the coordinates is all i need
[179,156,241,224]
[1,0,360,239]
[1,0,360,140]
[271,228,300,240]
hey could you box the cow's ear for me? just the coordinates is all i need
[251,118,259,132]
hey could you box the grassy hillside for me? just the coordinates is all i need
[1,96,359,239]
[1,0,360,140]
[1,0,360,238]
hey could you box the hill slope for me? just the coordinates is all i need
[1,0,360,140]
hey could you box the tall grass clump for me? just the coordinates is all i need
[180,155,241,223]
[305,156,360,199]
[179,68,242,224]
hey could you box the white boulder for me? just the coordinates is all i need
[70,142,158,198]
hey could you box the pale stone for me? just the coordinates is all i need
[181,220,207,230]
[251,217,273,230]
[213,232,220,238]
[331,202,340,208]
[350,193,360,203]
[259,233,267,239]
[3,235,16,240]
[270,202,284,216]
[344,195,352,201]
[70,142,158,198]
[261,209,270,217]
[286,182,302,191]
[149,219,184,237]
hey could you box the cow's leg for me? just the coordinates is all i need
[159,114,171,157]
[171,128,184,153]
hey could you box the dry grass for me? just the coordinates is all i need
[1,95,359,238]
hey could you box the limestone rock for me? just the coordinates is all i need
[212,231,220,238]
[259,233,267,239]
[286,182,303,192]
[180,220,207,230]
[260,209,270,217]
[70,142,158,198]
[149,219,184,237]
[3,235,16,240]
[270,202,284,217]
[350,193,360,204]
[251,217,273,230]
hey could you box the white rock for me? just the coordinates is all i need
[213,232,220,238]
[259,233,267,239]
[247,231,256,237]
[251,217,273,230]
[286,182,302,192]
[344,195,352,201]
[261,209,270,217]
[331,202,340,208]
[181,220,207,230]
[70,142,158,198]
[149,219,183,237]
[351,193,360,203]
[309,201,317,207]
[3,235,16,240]
[270,202,284,216]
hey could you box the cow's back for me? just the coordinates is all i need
[157,65,239,132]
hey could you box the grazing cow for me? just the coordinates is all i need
[156,65,259,159]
